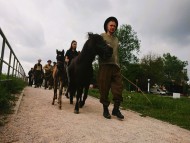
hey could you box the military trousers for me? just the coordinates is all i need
[98,64,123,106]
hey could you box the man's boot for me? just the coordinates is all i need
[112,101,124,119]
[65,91,69,99]
[103,105,111,119]
[70,94,73,104]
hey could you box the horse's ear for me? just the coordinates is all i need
[88,32,93,39]
[62,49,65,55]
[56,49,58,54]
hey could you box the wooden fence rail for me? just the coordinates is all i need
[0,28,27,82]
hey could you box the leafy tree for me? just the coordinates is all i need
[139,52,189,93]
[114,24,140,71]
[124,63,144,91]
[92,58,99,88]
[140,53,165,85]
[113,24,141,90]
[163,53,188,83]
[162,53,189,94]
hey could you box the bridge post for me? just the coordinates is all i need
[7,50,13,78]
[0,38,6,76]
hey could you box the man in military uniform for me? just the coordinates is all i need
[34,59,43,88]
[98,16,124,120]
[43,60,53,89]
[28,68,34,86]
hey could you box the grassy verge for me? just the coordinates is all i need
[88,88,190,131]
[0,75,27,125]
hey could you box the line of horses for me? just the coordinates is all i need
[52,33,113,114]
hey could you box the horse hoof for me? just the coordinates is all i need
[59,106,62,110]
[74,110,79,114]
[65,93,69,99]
[52,102,54,105]
[79,104,83,108]
[79,102,84,108]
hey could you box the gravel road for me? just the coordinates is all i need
[0,86,190,143]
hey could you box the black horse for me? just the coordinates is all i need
[68,33,113,114]
[52,49,67,109]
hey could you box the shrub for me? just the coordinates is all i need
[0,76,26,114]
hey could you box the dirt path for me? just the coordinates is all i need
[0,87,190,143]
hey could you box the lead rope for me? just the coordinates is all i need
[121,74,152,105]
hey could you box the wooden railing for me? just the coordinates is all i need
[0,28,27,82]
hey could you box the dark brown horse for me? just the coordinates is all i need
[52,49,67,109]
[68,33,113,114]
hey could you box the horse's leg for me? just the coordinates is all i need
[80,85,89,108]
[79,86,84,108]
[74,87,83,114]
[58,79,63,109]
[79,90,82,108]
[52,76,58,105]
[69,84,74,104]
[65,87,69,98]
[62,77,68,99]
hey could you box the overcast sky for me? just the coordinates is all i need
[1,0,190,78]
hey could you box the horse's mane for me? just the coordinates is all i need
[77,32,102,63]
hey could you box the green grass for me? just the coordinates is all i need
[88,89,190,130]
[0,75,27,114]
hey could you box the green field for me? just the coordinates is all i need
[88,89,190,130]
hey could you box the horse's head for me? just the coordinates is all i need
[56,49,65,62]
[88,33,113,60]
[56,49,65,70]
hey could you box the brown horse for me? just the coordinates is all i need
[52,49,67,109]
[68,33,113,114]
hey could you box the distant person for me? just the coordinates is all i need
[65,40,79,66]
[65,40,79,98]
[43,60,53,89]
[98,16,124,119]
[28,68,34,86]
[33,59,43,88]
[52,61,57,70]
